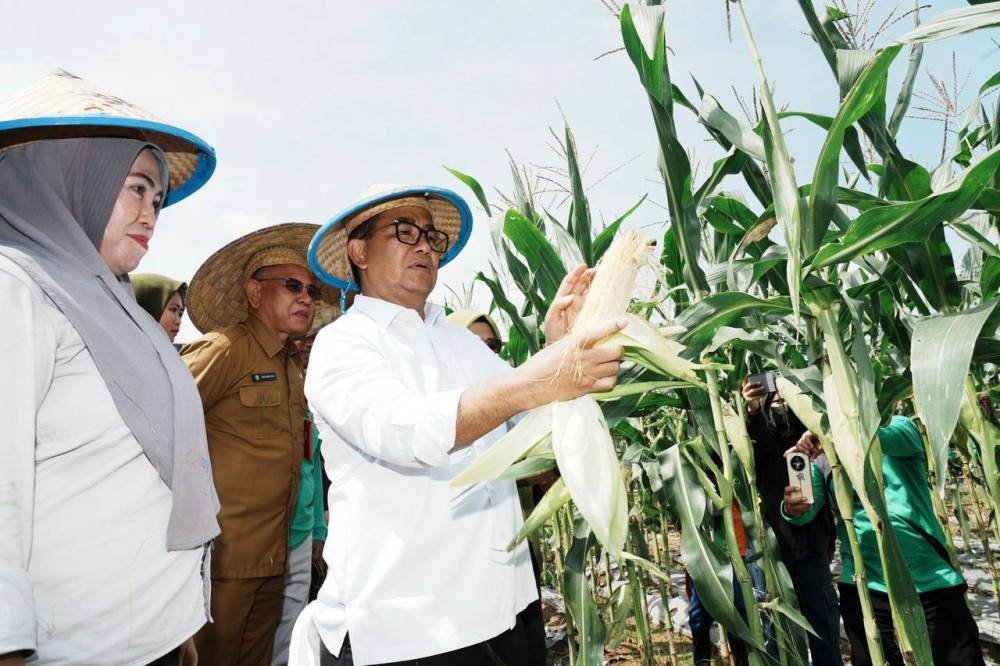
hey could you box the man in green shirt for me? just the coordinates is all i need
[783,416,983,666]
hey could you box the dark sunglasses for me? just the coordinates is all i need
[254,277,323,301]
[484,337,503,354]
[373,219,450,254]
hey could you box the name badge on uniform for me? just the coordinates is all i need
[252,372,278,382]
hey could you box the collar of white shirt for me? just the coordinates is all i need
[348,294,445,329]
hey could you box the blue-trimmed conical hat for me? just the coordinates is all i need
[0,69,215,206]
[309,184,472,293]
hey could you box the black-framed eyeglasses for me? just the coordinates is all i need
[374,218,450,254]
[483,337,503,354]
[254,277,323,301]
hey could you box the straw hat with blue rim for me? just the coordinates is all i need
[0,69,215,206]
[308,184,473,305]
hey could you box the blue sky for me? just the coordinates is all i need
[2,1,996,340]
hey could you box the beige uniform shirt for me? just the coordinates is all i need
[182,314,306,578]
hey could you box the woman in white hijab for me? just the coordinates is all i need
[0,73,220,666]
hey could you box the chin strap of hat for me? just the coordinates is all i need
[340,284,351,314]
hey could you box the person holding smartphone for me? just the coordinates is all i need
[743,374,843,666]
[782,417,984,666]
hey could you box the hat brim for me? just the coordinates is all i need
[0,116,215,206]
[445,310,502,339]
[187,223,340,334]
[308,186,473,292]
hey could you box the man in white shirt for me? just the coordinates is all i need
[303,185,623,665]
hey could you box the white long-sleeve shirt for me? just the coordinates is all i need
[0,257,206,665]
[305,295,536,665]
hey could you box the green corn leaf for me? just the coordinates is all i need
[620,551,671,582]
[981,70,1000,95]
[983,256,1000,296]
[565,125,594,265]
[507,157,537,225]
[475,269,539,353]
[721,403,755,481]
[659,444,767,653]
[811,143,1000,269]
[496,456,556,482]
[951,219,1000,259]
[443,165,492,216]
[501,241,547,316]
[911,298,999,494]
[909,232,961,311]
[546,214,587,270]
[621,3,709,295]
[693,149,752,214]
[676,293,794,347]
[699,93,765,159]
[889,4,925,137]
[778,111,870,180]
[594,195,647,262]
[776,376,829,442]
[760,113,803,324]
[603,581,634,650]
[796,0,841,75]
[503,209,567,301]
[764,597,819,638]
[881,154,933,201]
[508,478,570,550]
[706,326,780,359]
[806,46,901,254]
[593,379,690,400]
[975,187,1000,214]
[958,377,1000,511]
[859,443,934,664]
[564,518,606,666]
[896,3,1000,44]
[735,2,805,322]
[605,314,712,388]
[623,3,666,98]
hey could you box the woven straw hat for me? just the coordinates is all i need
[187,223,340,334]
[308,184,472,292]
[0,69,215,206]
[446,309,501,339]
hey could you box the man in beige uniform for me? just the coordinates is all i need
[182,223,335,666]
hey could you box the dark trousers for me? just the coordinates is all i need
[788,552,843,666]
[839,582,984,666]
[518,546,546,666]
[320,617,530,666]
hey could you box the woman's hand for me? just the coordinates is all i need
[543,264,595,344]
[742,379,768,414]
[788,431,824,461]
[783,485,812,517]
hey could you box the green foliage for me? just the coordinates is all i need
[446,1,1000,663]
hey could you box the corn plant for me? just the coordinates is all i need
[447,2,1000,664]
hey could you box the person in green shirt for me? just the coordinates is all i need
[782,416,983,666]
[271,330,329,666]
